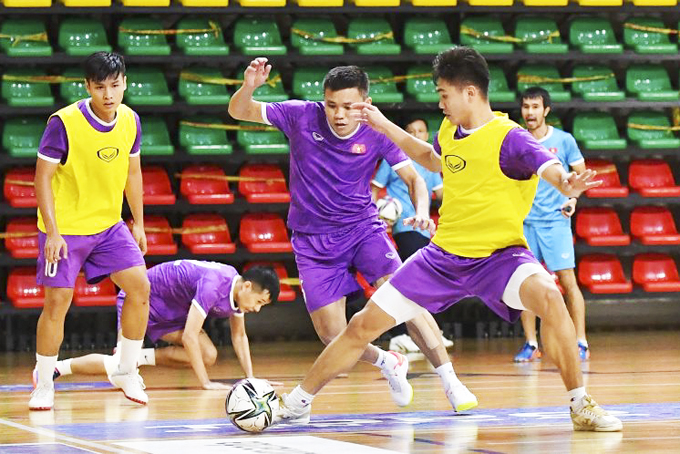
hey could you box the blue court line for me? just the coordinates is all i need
[0,443,93,453]
[0,382,114,393]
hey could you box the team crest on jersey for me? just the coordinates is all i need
[351,144,367,154]
[549,147,558,154]
[445,155,466,174]
[312,132,324,142]
[96,147,119,163]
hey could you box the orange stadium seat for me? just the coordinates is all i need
[578,254,632,294]
[7,267,44,308]
[142,166,176,205]
[129,215,177,256]
[584,159,629,198]
[73,275,117,306]
[181,214,236,255]
[239,213,292,253]
[633,254,680,292]
[356,272,377,299]
[3,168,37,208]
[629,160,680,197]
[238,164,290,204]
[575,207,631,246]
[4,217,39,258]
[630,206,680,245]
[244,261,296,301]
[180,165,234,205]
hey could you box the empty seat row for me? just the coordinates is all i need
[586,159,680,199]
[572,111,680,150]
[578,253,680,294]
[576,206,680,246]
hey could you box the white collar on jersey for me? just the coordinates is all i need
[85,98,118,127]
[325,117,362,140]
[536,126,554,143]
[229,275,240,313]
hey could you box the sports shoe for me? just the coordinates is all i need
[29,384,54,411]
[272,393,312,425]
[109,369,148,405]
[440,330,454,348]
[382,351,413,407]
[578,342,591,362]
[446,384,478,412]
[32,366,61,389]
[571,395,622,432]
[389,334,421,354]
[514,343,542,362]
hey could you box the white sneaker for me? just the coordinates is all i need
[381,351,413,407]
[446,384,478,412]
[272,393,311,425]
[29,383,54,411]
[571,395,623,432]
[109,369,148,405]
[389,334,421,354]
[440,330,454,348]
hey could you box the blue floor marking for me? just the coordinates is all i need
[0,382,113,393]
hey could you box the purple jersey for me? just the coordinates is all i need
[263,100,409,234]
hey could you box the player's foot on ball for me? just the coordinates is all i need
[273,393,311,425]
[382,351,413,407]
[109,368,148,405]
[446,384,478,412]
[571,395,622,432]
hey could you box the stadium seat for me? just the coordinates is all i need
[73,275,117,307]
[488,65,515,102]
[2,117,45,158]
[578,254,632,294]
[60,68,88,104]
[516,64,571,102]
[293,67,327,101]
[4,217,39,259]
[238,163,290,203]
[60,0,111,4]
[347,18,401,55]
[627,111,680,149]
[139,117,174,155]
[118,18,171,56]
[124,67,173,106]
[629,160,680,197]
[178,68,231,105]
[365,66,404,103]
[243,261,296,301]
[290,18,343,55]
[405,65,438,103]
[460,16,513,54]
[4,168,37,207]
[58,18,111,56]
[631,206,680,245]
[626,65,679,101]
[252,71,289,102]
[572,112,626,149]
[624,17,678,54]
[633,254,680,292]
[237,122,289,154]
[179,165,235,204]
[239,213,292,253]
[238,0,285,6]
[1,0,51,8]
[121,0,171,5]
[1,69,55,107]
[179,117,233,155]
[181,213,236,254]
[514,17,568,54]
[571,65,625,101]
[233,17,287,55]
[7,267,44,309]
[575,207,631,246]
[403,18,453,54]
[176,18,229,56]
[569,18,623,54]
[131,215,177,255]
[0,19,52,57]
[584,159,629,198]
[142,166,176,205]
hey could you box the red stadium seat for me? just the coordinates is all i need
[584,160,629,198]
[238,164,290,204]
[243,261,296,302]
[7,267,44,308]
[239,213,292,253]
[180,165,234,205]
[633,254,680,293]
[127,215,177,255]
[4,168,37,207]
[5,217,39,258]
[575,207,631,246]
[73,275,117,306]
[630,206,680,245]
[629,160,680,197]
[356,272,376,299]
[577,254,632,294]
[142,166,176,205]
[181,214,236,254]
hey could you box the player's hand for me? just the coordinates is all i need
[560,198,577,218]
[131,223,147,256]
[561,169,602,198]
[202,381,232,391]
[403,216,436,237]
[243,58,272,90]
[350,102,390,135]
[44,232,67,264]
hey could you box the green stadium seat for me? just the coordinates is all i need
[347,18,401,55]
[293,67,328,101]
[627,111,680,149]
[2,117,45,158]
[124,68,173,106]
[118,18,171,56]
[252,71,289,102]
[488,65,515,103]
[176,18,229,56]
[403,18,453,54]
[233,17,287,55]
[626,65,679,102]
[179,117,233,155]
[139,117,173,155]
[366,66,403,103]
[60,68,88,104]
[569,18,623,54]
[405,65,437,103]
[237,122,289,154]
[1,70,55,107]
[572,112,627,150]
[624,17,677,54]
[0,19,52,57]
[460,16,513,54]
[58,18,111,56]
[516,64,571,102]
[290,18,343,56]
[571,65,625,101]
[179,68,231,105]
[514,17,568,54]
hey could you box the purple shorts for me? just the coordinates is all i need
[37,221,146,288]
[293,219,401,312]
[116,295,180,343]
[390,243,542,323]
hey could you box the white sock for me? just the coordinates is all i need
[372,349,398,371]
[103,354,119,377]
[578,339,588,348]
[436,362,463,390]
[55,359,72,376]
[137,348,156,367]
[527,340,538,348]
[117,336,144,374]
[568,386,588,409]
[287,385,314,408]
[36,354,57,387]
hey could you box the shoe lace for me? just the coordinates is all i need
[579,397,607,418]
[31,384,52,398]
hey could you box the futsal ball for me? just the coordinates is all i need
[376,196,403,224]
[226,378,279,433]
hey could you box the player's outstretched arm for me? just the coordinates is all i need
[230,316,254,379]
[396,164,435,234]
[228,57,272,124]
[35,158,67,263]
[541,162,602,198]
[182,305,230,390]
[125,155,147,255]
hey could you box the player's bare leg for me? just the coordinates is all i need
[556,269,589,360]
[156,330,218,367]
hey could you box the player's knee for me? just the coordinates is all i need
[203,345,218,366]
[346,312,381,345]
[127,276,151,302]
[315,323,343,345]
[43,293,72,319]
[536,286,568,321]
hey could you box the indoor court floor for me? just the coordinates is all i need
[1,330,679,453]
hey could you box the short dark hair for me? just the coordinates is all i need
[323,66,369,97]
[432,47,489,98]
[403,117,429,131]
[521,86,552,110]
[83,52,126,83]
[242,266,280,304]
